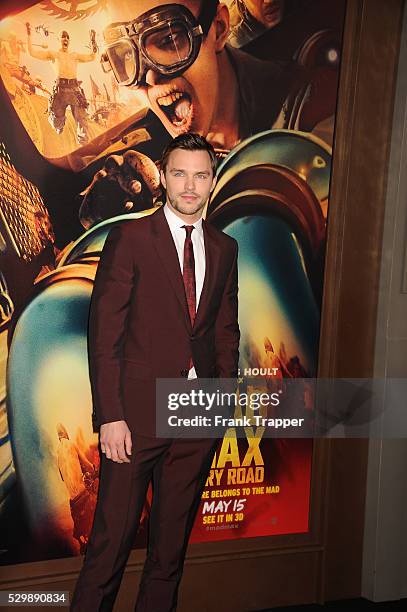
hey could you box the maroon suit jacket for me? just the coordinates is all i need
[88,206,239,436]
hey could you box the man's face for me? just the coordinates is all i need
[244,0,285,28]
[160,148,216,221]
[60,31,70,50]
[107,0,225,139]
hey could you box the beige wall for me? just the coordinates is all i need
[363,1,407,601]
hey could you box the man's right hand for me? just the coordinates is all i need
[100,420,132,463]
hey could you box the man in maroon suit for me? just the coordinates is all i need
[71,133,239,611]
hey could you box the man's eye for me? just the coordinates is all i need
[158,33,178,50]
[197,174,208,179]
[174,172,184,177]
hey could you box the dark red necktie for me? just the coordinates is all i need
[182,225,196,372]
[182,225,196,325]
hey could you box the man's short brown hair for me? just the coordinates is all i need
[160,133,217,176]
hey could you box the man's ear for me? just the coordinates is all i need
[210,175,217,192]
[214,3,230,53]
[160,169,166,189]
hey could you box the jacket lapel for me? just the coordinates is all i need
[151,207,192,333]
[194,220,221,330]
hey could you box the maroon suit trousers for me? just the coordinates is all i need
[71,436,218,612]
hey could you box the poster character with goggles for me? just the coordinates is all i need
[100,1,238,143]
[79,0,300,227]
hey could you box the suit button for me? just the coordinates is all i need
[180,369,188,377]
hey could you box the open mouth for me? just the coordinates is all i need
[156,90,193,131]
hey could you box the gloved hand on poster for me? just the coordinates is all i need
[79,150,161,229]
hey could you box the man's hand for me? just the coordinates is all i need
[79,150,161,229]
[100,420,132,463]
[86,150,160,199]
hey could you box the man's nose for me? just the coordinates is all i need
[185,175,196,192]
[145,68,162,87]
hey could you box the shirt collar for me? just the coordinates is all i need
[163,203,203,234]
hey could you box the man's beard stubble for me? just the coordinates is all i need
[167,192,207,218]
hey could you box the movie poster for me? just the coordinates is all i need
[0,0,346,564]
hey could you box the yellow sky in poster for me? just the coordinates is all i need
[0,1,146,159]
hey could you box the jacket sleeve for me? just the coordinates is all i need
[88,224,135,427]
[215,240,240,378]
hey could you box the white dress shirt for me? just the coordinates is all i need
[164,204,206,379]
